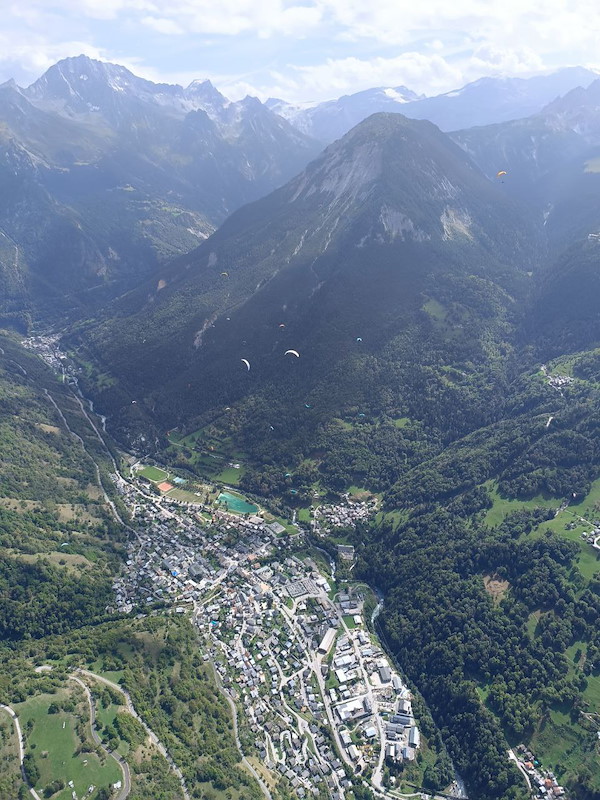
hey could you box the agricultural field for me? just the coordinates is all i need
[527,707,600,796]
[297,507,312,523]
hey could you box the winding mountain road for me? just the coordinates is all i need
[0,704,43,800]
[69,675,130,800]
[76,669,191,800]
[210,663,273,800]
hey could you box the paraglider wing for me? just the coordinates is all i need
[496,170,507,178]
[284,349,300,358]
[356,337,363,342]
[279,323,286,328]
[220,271,229,277]
[241,358,251,371]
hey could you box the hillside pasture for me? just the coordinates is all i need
[15,688,121,800]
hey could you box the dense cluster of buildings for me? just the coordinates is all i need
[109,467,427,799]
[311,496,376,535]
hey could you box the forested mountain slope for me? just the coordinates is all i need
[0,332,121,639]
[70,112,540,462]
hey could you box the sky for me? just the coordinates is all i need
[1,1,600,103]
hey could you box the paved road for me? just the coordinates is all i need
[210,663,274,800]
[69,675,130,800]
[508,748,532,791]
[76,669,191,800]
[0,704,43,800]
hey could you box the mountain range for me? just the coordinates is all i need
[0,55,320,323]
[269,66,599,141]
[1,57,599,328]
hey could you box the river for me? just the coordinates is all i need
[310,543,336,582]
[370,589,384,626]
[86,397,107,433]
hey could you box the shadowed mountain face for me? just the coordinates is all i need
[72,113,541,450]
[270,67,599,142]
[0,55,321,324]
[452,78,600,254]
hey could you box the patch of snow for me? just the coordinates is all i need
[382,88,410,103]
[187,227,209,239]
[322,216,341,251]
[288,229,308,261]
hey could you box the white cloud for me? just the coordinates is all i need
[266,53,463,101]
[2,0,600,101]
[0,33,106,86]
[141,16,185,35]
[467,44,544,79]
[54,0,158,21]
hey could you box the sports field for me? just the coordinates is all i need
[138,465,169,482]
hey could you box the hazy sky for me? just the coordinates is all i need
[2,1,599,102]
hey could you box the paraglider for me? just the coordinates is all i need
[220,271,229,277]
[241,359,250,371]
[279,323,286,329]
[285,349,300,358]
[305,403,312,409]
[496,170,507,178]
[358,413,366,418]
[356,337,363,342]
